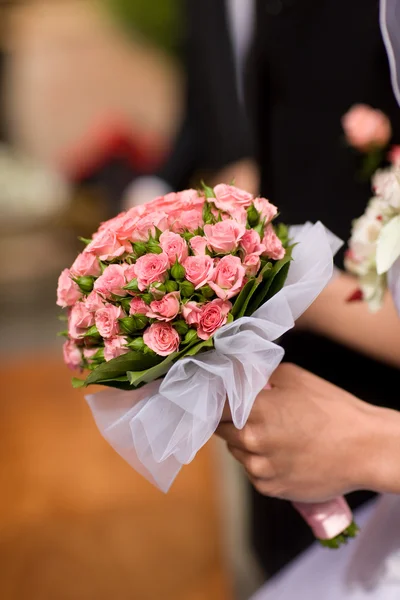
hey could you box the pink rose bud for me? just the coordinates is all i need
[181,300,202,325]
[197,299,232,340]
[94,264,128,299]
[68,302,95,339]
[95,304,123,339]
[147,291,181,322]
[129,297,149,315]
[243,253,261,277]
[190,236,208,256]
[134,252,169,291]
[253,197,278,224]
[63,339,82,370]
[85,227,130,261]
[213,183,253,213]
[262,225,286,260]
[70,252,101,278]
[184,255,215,289]
[143,322,180,356]
[104,336,129,362]
[209,255,246,300]
[204,220,246,254]
[85,290,105,312]
[159,231,189,266]
[342,104,392,152]
[240,229,266,256]
[56,268,82,308]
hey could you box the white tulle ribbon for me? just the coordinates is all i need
[86,222,342,493]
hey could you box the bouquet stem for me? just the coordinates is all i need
[293,497,358,548]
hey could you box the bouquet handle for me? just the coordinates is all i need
[293,497,358,547]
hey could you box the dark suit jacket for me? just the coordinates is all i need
[157,0,400,578]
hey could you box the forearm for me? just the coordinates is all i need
[303,271,400,369]
[359,405,400,494]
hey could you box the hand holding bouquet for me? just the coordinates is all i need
[58,183,355,547]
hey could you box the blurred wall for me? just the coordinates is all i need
[3,0,183,166]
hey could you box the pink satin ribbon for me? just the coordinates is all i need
[293,497,353,540]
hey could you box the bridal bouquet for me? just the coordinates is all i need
[58,183,355,546]
[345,157,400,314]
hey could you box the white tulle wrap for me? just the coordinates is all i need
[86,222,342,492]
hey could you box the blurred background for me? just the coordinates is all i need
[0,1,261,598]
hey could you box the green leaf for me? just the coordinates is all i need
[84,325,101,338]
[58,314,68,322]
[57,330,69,337]
[72,377,86,388]
[127,338,213,388]
[78,237,92,246]
[247,246,294,315]
[231,279,257,318]
[275,222,290,247]
[84,351,163,387]
[133,242,147,258]
[201,180,215,199]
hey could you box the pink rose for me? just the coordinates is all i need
[104,336,129,362]
[240,229,266,256]
[159,231,189,265]
[123,263,137,286]
[85,228,130,261]
[63,340,82,370]
[129,297,149,315]
[96,211,125,234]
[155,189,204,212]
[197,299,232,340]
[243,253,261,277]
[109,210,140,241]
[95,304,123,339]
[342,104,392,152]
[94,264,127,298]
[169,208,204,233]
[83,347,99,364]
[213,183,253,213]
[253,198,278,223]
[181,301,202,325]
[130,211,169,243]
[56,268,82,308]
[134,252,169,291]
[209,255,246,300]
[143,322,180,356]
[68,302,95,339]
[70,252,101,277]
[184,255,215,288]
[262,225,285,260]
[204,220,246,254]
[85,290,104,312]
[147,292,181,321]
[190,235,208,255]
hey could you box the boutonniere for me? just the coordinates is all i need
[341,104,392,180]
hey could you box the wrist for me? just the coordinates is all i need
[356,405,400,494]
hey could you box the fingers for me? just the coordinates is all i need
[215,421,264,454]
[228,445,273,480]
